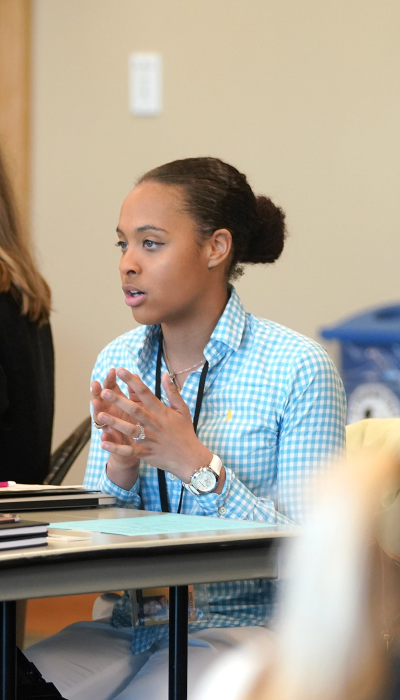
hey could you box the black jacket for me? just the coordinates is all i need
[0,292,54,483]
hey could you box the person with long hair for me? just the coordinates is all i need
[0,148,53,483]
[26,157,345,699]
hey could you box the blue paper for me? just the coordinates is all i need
[49,513,275,537]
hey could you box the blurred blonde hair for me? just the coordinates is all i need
[0,148,51,324]
[245,451,399,700]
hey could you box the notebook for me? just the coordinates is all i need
[0,485,115,511]
[0,518,48,551]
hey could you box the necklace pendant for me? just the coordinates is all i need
[168,371,181,391]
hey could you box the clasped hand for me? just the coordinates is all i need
[91,368,212,486]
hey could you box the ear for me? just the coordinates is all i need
[206,228,232,270]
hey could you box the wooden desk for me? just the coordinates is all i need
[0,508,294,700]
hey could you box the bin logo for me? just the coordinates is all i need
[347,382,400,424]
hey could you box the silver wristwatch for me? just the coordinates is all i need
[183,455,223,496]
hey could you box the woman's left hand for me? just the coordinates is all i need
[97,368,213,483]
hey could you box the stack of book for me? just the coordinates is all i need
[0,519,48,551]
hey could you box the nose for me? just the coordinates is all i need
[119,246,142,277]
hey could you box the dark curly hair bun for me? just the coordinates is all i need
[240,196,286,265]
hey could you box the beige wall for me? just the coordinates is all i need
[31,0,400,483]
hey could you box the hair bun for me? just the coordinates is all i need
[240,196,286,265]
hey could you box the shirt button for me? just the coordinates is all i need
[168,473,176,481]
[218,507,227,516]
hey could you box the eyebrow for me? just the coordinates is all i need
[116,225,167,236]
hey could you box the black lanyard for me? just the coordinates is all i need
[155,334,209,513]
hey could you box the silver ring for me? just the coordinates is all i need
[134,424,146,442]
[93,420,107,430]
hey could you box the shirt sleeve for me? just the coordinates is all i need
[82,346,143,508]
[193,346,346,525]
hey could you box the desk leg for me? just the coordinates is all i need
[0,600,16,700]
[169,585,188,700]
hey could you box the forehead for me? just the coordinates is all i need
[119,181,189,228]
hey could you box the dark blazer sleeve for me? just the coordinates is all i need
[0,363,9,418]
[0,292,54,483]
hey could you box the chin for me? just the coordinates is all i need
[129,300,192,328]
[130,307,162,327]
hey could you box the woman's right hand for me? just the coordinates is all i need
[91,368,141,488]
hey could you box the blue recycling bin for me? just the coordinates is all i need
[320,304,400,424]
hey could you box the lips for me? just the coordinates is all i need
[122,285,146,308]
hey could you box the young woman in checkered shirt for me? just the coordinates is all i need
[27,157,346,700]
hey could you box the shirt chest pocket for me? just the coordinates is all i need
[198,407,279,493]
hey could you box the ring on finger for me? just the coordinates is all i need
[134,424,146,442]
[93,420,107,430]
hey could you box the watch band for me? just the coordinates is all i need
[184,455,223,496]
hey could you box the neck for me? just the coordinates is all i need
[161,287,229,370]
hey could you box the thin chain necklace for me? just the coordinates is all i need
[162,340,205,391]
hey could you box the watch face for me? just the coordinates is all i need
[192,469,217,493]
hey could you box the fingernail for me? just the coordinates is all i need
[103,390,112,399]
[117,369,127,378]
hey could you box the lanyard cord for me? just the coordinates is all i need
[155,333,209,513]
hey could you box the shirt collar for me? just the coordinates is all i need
[203,286,246,366]
[137,286,246,377]
[137,324,160,381]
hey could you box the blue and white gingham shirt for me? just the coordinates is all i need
[84,287,346,653]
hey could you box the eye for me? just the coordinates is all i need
[115,240,128,251]
[143,239,163,250]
